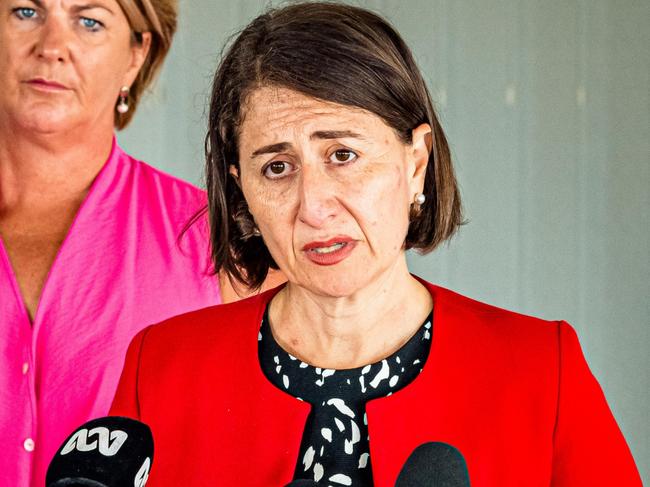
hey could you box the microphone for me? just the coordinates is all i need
[395,442,470,486]
[46,416,153,487]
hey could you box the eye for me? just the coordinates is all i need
[13,7,38,20]
[80,16,103,31]
[263,161,295,179]
[328,149,358,164]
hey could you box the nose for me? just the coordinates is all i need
[35,15,70,63]
[297,164,339,228]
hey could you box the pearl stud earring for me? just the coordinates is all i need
[414,193,426,205]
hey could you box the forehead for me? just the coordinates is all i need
[240,86,389,139]
[15,0,123,14]
[28,0,119,7]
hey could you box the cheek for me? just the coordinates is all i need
[365,164,408,212]
[243,180,297,244]
[388,175,411,243]
[77,38,133,92]
[243,176,291,217]
[0,39,22,79]
[85,49,125,87]
[351,165,410,248]
[252,203,297,270]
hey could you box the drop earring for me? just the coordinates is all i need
[410,192,426,220]
[116,86,130,114]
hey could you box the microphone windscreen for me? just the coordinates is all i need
[47,480,107,487]
[46,416,153,487]
[395,442,470,487]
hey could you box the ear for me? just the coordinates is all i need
[407,123,432,195]
[229,164,241,187]
[122,32,152,87]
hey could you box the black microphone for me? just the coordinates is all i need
[46,416,153,487]
[395,442,470,486]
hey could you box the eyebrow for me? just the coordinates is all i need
[71,3,116,15]
[250,130,364,158]
[310,130,364,140]
[251,142,292,158]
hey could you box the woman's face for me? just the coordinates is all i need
[0,0,149,135]
[236,87,430,298]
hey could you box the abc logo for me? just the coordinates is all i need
[134,457,151,487]
[60,427,128,457]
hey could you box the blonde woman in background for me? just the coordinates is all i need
[0,1,281,484]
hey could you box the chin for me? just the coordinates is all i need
[289,251,399,298]
[14,104,82,135]
[301,271,372,299]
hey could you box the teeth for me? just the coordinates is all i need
[312,242,345,254]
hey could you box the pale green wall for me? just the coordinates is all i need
[118,1,649,481]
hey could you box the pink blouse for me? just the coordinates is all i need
[0,140,221,486]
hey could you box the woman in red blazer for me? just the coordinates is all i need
[112,3,641,485]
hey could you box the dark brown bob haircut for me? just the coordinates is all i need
[205,1,462,290]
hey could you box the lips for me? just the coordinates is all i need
[302,237,357,266]
[26,78,69,90]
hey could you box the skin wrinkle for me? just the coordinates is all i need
[237,86,433,368]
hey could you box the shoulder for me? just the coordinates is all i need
[115,147,210,247]
[418,279,571,401]
[137,286,282,357]
[419,278,563,352]
[434,283,553,323]
[117,146,207,207]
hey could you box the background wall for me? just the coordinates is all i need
[118,0,649,481]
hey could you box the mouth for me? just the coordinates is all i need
[310,242,348,254]
[25,78,69,91]
[302,237,357,266]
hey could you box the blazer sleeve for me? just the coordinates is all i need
[109,326,152,420]
[551,321,642,485]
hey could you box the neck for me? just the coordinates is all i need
[269,257,433,369]
[0,123,114,210]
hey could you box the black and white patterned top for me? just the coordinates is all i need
[259,309,433,487]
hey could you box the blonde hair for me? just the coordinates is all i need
[115,0,178,129]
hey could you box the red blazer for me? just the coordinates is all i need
[110,281,641,486]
